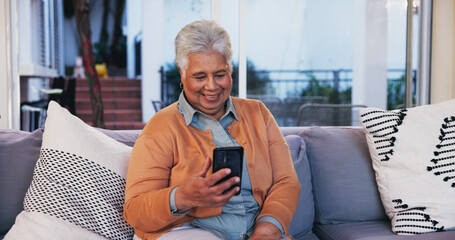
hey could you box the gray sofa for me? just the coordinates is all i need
[1,126,455,239]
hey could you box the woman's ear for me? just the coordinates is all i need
[178,66,186,81]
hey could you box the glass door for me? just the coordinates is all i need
[240,0,423,126]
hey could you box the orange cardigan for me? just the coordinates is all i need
[124,97,300,240]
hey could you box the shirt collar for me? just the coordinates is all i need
[177,91,239,126]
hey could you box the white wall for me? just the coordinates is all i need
[126,0,142,78]
[431,0,455,104]
[0,0,12,128]
[0,0,20,129]
[141,0,164,122]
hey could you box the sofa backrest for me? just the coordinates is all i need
[299,127,387,224]
[0,129,43,234]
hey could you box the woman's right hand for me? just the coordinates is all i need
[174,157,240,213]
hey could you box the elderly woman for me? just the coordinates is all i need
[124,20,300,240]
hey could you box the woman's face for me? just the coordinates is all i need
[180,50,232,120]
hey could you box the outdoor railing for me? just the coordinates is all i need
[160,68,415,126]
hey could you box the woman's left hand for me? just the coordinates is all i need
[249,221,282,240]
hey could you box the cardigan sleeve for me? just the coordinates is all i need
[123,122,190,232]
[256,103,301,236]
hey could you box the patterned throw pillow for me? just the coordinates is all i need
[359,99,455,235]
[5,101,134,240]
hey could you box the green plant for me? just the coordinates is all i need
[387,78,405,110]
[231,60,271,96]
[386,74,415,110]
[301,72,351,104]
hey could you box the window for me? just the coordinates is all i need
[239,0,423,126]
[161,0,211,104]
[147,0,428,127]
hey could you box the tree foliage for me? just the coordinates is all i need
[301,72,351,104]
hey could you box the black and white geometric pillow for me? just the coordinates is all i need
[359,98,455,235]
[5,101,134,240]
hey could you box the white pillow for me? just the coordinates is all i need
[359,98,455,235]
[5,101,134,240]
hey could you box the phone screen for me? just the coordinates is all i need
[212,146,243,195]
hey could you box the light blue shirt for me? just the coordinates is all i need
[169,92,284,240]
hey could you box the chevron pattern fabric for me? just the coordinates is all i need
[359,99,455,235]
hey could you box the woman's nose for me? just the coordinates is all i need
[205,76,217,90]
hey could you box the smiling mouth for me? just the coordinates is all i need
[202,93,220,101]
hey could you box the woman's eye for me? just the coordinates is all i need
[196,76,206,80]
[215,74,226,78]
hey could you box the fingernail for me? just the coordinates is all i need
[225,169,231,174]
[235,177,240,182]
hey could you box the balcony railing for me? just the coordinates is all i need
[160,68,415,126]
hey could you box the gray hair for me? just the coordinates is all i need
[175,20,233,76]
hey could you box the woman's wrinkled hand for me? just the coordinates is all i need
[249,221,282,240]
[174,157,239,213]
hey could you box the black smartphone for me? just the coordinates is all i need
[212,146,243,195]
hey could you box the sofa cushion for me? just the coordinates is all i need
[281,127,305,137]
[5,101,134,240]
[294,231,320,240]
[300,127,386,224]
[96,128,141,147]
[313,221,455,240]
[359,99,455,235]
[285,135,316,239]
[0,129,42,233]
